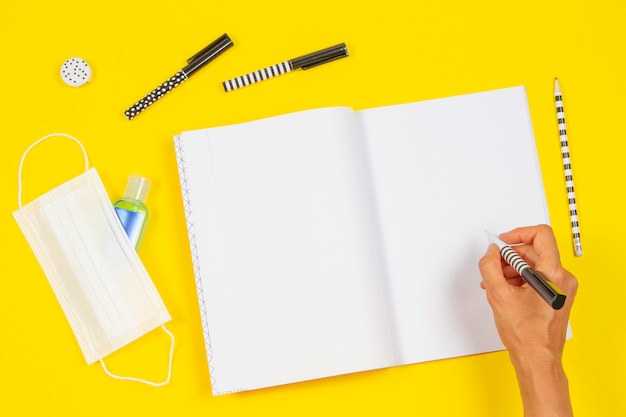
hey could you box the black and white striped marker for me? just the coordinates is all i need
[554,78,583,256]
[486,230,566,310]
[222,43,348,92]
[223,61,292,92]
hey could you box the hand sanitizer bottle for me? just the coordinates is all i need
[114,175,151,250]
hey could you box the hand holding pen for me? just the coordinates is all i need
[479,225,577,416]
[484,227,570,309]
[222,43,348,92]
[124,33,234,120]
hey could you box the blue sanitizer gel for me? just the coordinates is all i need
[114,175,151,250]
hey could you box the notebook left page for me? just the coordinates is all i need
[174,107,396,395]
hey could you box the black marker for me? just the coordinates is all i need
[486,230,566,310]
[125,33,234,120]
[222,43,348,92]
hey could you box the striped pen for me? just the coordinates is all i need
[554,78,583,256]
[486,231,566,309]
[222,43,348,92]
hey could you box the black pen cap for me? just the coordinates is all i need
[290,43,349,70]
[184,33,234,76]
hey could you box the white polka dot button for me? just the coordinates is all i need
[61,57,92,87]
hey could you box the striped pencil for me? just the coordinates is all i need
[554,78,583,256]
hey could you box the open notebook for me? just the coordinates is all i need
[174,86,550,395]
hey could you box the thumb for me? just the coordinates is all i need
[478,244,506,290]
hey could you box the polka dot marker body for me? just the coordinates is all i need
[124,34,233,120]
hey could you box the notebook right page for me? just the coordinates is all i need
[356,87,550,365]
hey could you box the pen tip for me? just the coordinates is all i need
[485,230,505,247]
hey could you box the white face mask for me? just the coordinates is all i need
[13,133,174,386]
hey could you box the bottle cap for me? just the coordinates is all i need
[124,175,151,202]
[61,57,92,87]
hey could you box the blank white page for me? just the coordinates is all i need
[177,107,395,395]
[356,87,550,365]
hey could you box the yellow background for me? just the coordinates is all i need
[1,0,624,415]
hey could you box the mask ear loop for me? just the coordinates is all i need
[17,133,89,208]
[99,324,175,387]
